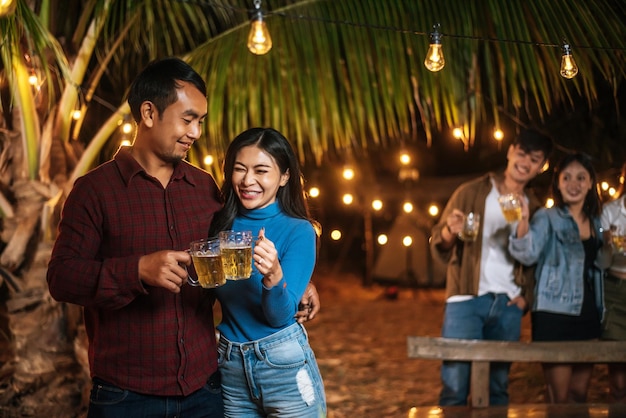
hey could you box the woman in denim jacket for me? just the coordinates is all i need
[509,153,604,403]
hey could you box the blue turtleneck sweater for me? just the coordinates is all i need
[215,201,316,342]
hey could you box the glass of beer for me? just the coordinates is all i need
[611,225,626,254]
[187,238,226,288]
[459,212,480,242]
[219,230,253,280]
[498,193,523,223]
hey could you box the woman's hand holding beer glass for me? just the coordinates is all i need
[610,225,626,255]
[498,193,523,223]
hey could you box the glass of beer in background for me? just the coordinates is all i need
[459,212,480,242]
[187,238,226,288]
[219,230,253,280]
[498,193,523,223]
[611,225,626,255]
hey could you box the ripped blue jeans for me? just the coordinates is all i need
[218,323,326,418]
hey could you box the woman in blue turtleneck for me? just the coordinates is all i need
[209,128,326,418]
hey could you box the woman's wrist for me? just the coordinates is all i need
[262,276,275,288]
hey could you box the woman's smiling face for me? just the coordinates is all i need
[558,160,593,206]
[232,145,289,210]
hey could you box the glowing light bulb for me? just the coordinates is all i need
[72,109,82,120]
[122,122,133,134]
[0,0,16,17]
[309,187,320,198]
[424,24,445,72]
[428,204,440,217]
[247,2,272,55]
[560,43,578,79]
[371,199,383,211]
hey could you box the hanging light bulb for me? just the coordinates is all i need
[560,41,578,79]
[247,0,272,55]
[0,0,16,18]
[424,23,445,72]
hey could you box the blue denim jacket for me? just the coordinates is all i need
[508,206,604,318]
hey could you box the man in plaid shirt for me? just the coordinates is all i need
[47,57,319,417]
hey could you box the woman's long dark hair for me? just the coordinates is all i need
[209,128,318,236]
[551,152,602,219]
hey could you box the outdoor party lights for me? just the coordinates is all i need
[403,202,414,213]
[399,152,411,165]
[0,0,16,17]
[122,122,133,134]
[424,24,445,72]
[545,198,554,208]
[371,199,383,211]
[28,72,39,86]
[428,204,440,217]
[377,234,388,245]
[560,42,579,79]
[494,129,504,141]
[247,0,272,55]
[342,166,355,180]
[402,236,413,247]
[203,155,214,166]
[308,187,320,198]
[342,193,354,205]
[330,229,342,241]
[601,181,610,191]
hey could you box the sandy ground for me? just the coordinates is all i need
[306,266,611,418]
[0,264,611,417]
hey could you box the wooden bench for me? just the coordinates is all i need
[407,336,626,408]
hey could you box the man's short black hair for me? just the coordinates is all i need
[513,129,553,160]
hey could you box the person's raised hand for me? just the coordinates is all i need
[254,228,283,288]
[139,250,191,293]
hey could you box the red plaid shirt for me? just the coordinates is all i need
[47,148,222,396]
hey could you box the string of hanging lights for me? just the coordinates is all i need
[220,0,617,79]
[4,0,615,79]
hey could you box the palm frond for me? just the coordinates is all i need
[184,0,625,166]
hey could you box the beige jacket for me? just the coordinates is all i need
[430,172,541,309]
